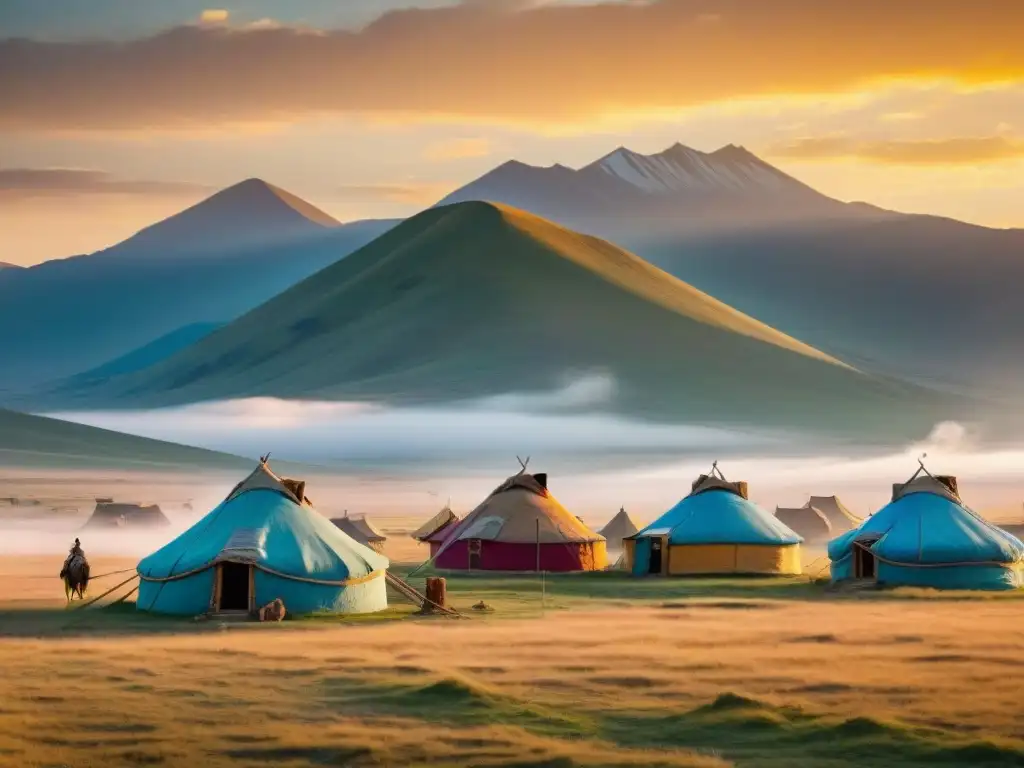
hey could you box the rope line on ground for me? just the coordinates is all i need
[72,574,139,610]
[90,567,136,580]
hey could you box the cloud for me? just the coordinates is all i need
[333,182,454,204]
[199,9,229,24]
[2,0,1023,131]
[44,394,776,467]
[769,136,1024,165]
[423,138,493,161]
[470,372,616,411]
[0,168,214,198]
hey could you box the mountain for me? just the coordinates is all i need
[104,177,340,258]
[0,261,22,271]
[437,144,1024,396]
[0,407,253,470]
[0,180,399,393]
[54,202,971,441]
[57,322,224,387]
[636,217,1024,397]
[435,143,886,239]
[580,143,816,195]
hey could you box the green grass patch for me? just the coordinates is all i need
[602,692,1024,768]
[322,672,592,739]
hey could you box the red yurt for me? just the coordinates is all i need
[433,465,607,572]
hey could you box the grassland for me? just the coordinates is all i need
[1,552,1023,768]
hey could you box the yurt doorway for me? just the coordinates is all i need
[218,562,252,612]
[854,544,877,579]
[649,538,664,575]
[468,539,482,570]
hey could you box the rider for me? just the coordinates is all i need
[62,538,84,575]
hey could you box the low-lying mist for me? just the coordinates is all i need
[47,374,784,466]
[10,379,1021,561]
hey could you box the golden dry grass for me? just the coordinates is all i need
[1,555,1024,767]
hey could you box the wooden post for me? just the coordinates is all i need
[536,518,545,613]
[536,518,541,573]
[424,577,447,609]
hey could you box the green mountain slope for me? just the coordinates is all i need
[68,202,971,439]
[0,408,252,470]
[57,322,224,387]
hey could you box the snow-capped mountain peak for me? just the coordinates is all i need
[583,142,798,195]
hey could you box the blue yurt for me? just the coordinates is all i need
[625,464,803,576]
[137,460,389,616]
[828,463,1024,590]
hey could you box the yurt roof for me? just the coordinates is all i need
[442,468,603,545]
[356,516,386,540]
[138,461,387,583]
[412,505,459,542]
[84,502,170,529]
[598,507,640,541]
[331,515,386,545]
[807,495,861,527]
[828,465,1024,566]
[634,465,802,546]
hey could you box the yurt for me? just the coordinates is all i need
[598,507,640,549]
[829,463,1024,591]
[136,460,389,616]
[83,502,170,530]
[775,505,831,543]
[625,464,803,576]
[412,504,460,557]
[433,464,607,572]
[808,495,861,534]
[330,513,387,553]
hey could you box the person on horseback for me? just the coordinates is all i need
[63,538,83,569]
[60,538,89,602]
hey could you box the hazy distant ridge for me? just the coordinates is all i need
[52,201,968,441]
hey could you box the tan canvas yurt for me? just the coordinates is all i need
[433,462,607,572]
[412,504,460,557]
[1003,520,1024,540]
[83,502,170,530]
[598,507,640,549]
[774,505,832,543]
[330,513,387,553]
[807,495,861,534]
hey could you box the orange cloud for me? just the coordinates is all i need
[199,9,229,24]
[1,0,1023,132]
[423,138,493,161]
[770,136,1024,165]
[334,182,453,205]
[0,168,214,198]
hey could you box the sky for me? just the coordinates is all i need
[2,0,1023,265]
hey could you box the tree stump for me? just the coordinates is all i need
[424,577,447,610]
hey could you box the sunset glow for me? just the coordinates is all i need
[1,0,1021,264]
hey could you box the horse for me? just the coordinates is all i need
[60,553,90,603]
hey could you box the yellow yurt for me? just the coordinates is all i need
[625,464,802,576]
